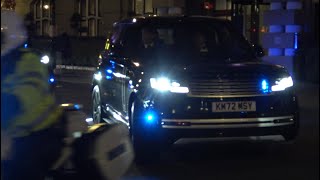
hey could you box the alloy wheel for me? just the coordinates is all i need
[92,85,101,124]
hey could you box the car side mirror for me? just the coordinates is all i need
[253,44,265,57]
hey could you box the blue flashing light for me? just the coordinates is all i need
[147,115,153,121]
[145,111,157,124]
[106,75,112,80]
[74,104,80,110]
[110,60,115,64]
[106,69,113,74]
[261,79,269,93]
[294,33,298,49]
[262,80,267,89]
[49,78,55,83]
[24,43,28,48]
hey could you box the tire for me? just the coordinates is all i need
[92,85,106,124]
[283,131,298,142]
[283,112,299,142]
[129,100,164,164]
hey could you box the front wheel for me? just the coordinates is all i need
[282,131,298,142]
[130,101,167,164]
[92,85,106,124]
[282,125,299,143]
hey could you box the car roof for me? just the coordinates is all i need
[114,15,230,26]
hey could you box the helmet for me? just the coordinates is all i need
[1,9,27,56]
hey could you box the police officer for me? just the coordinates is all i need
[1,9,134,180]
[1,9,64,180]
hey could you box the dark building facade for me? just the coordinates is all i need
[4,0,318,82]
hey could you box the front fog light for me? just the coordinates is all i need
[144,111,157,124]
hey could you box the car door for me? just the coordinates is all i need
[98,24,128,121]
[117,24,143,119]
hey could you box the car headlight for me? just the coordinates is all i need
[40,55,50,64]
[150,77,189,93]
[271,76,293,91]
[94,72,103,81]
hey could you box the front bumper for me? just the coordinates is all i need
[160,123,298,140]
[135,89,299,139]
[161,115,294,129]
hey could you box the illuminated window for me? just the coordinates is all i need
[89,0,96,16]
[80,0,86,17]
[135,0,143,15]
[35,1,40,18]
[88,18,96,37]
[78,0,101,37]
[33,0,51,36]
[42,20,50,36]
[145,0,153,13]
[36,21,41,35]
[42,0,50,17]
[133,0,154,15]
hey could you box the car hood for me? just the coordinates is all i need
[145,61,290,80]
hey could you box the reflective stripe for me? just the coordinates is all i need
[9,104,57,132]
[33,106,63,132]
[22,72,46,80]
[6,91,58,137]
[8,102,63,137]
[19,103,57,130]
[3,81,47,94]
[3,72,47,88]
[8,102,54,134]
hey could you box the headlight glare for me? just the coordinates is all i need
[40,55,50,64]
[150,77,189,93]
[271,76,293,91]
[94,72,102,81]
[150,77,171,91]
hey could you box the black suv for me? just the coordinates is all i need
[91,16,299,160]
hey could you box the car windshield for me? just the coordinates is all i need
[120,19,257,65]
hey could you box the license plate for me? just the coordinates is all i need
[212,101,256,112]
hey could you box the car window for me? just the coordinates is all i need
[110,24,122,44]
[120,21,256,64]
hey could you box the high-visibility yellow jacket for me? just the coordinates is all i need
[1,48,62,137]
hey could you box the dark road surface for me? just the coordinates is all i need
[55,71,319,180]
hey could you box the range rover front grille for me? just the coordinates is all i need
[188,79,267,97]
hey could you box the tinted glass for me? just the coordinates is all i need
[121,20,256,65]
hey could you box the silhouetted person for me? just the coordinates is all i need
[55,32,72,65]
[192,31,209,55]
[138,27,164,65]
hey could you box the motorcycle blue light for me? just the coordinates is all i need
[49,78,55,83]
[74,104,80,110]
